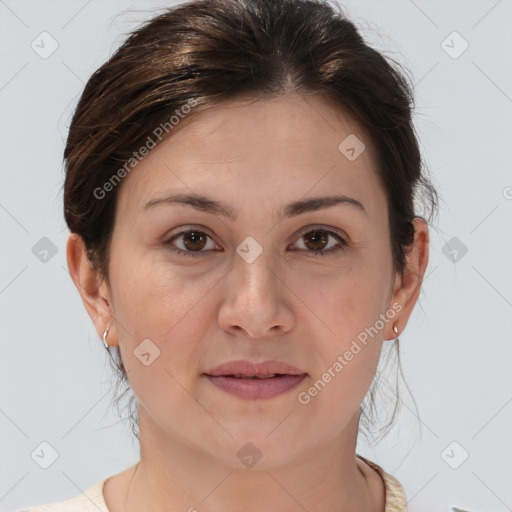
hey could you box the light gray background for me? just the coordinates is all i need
[1,0,511,511]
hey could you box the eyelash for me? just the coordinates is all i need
[163,227,349,258]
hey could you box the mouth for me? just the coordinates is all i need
[203,360,307,399]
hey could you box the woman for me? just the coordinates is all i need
[22,0,437,510]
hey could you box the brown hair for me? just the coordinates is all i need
[63,0,439,446]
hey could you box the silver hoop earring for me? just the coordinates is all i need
[102,325,111,349]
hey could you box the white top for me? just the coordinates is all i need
[18,455,408,511]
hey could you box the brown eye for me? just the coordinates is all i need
[164,229,219,257]
[302,230,330,251]
[292,228,348,258]
[181,231,208,251]
[164,227,348,259]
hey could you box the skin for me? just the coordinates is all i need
[67,92,429,512]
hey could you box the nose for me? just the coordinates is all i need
[217,248,295,339]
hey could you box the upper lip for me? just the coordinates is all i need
[205,360,306,377]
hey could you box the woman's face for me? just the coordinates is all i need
[72,93,427,468]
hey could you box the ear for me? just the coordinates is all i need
[66,233,118,347]
[384,217,429,341]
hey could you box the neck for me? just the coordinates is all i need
[112,407,384,512]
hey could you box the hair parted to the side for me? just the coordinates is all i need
[63,0,439,447]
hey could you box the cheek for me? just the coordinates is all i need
[109,262,205,416]
[109,248,218,386]
[298,275,386,419]
[297,259,390,380]
[110,243,205,333]
[298,259,388,333]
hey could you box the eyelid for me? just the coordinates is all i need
[165,223,347,242]
[294,224,347,240]
[164,224,218,243]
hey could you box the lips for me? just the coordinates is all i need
[204,360,307,400]
[205,359,306,378]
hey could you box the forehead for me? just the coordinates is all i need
[115,93,385,221]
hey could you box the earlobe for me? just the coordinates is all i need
[66,233,115,345]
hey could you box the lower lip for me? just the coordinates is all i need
[204,374,307,399]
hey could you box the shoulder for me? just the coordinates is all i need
[357,454,408,512]
[16,478,109,512]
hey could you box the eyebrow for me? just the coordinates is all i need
[143,192,367,220]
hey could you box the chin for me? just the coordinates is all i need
[203,426,305,470]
